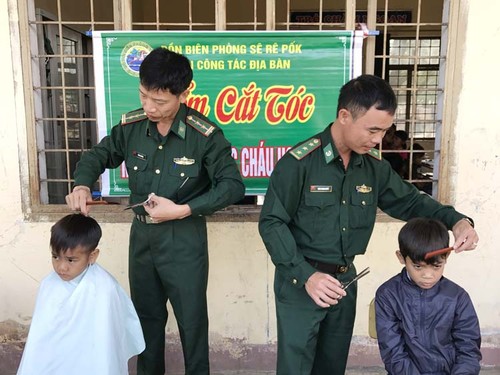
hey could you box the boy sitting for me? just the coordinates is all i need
[17,214,145,375]
[375,217,481,374]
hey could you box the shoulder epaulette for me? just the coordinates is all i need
[290,138,321,160]
[121,109,147,126]
[186,115,216,137]
[366,147,382,160]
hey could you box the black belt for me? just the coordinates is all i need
[305,257,350,274]
[134,214,157,224]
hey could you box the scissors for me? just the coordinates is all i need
[124,193,154,210]
[342,267,370,290]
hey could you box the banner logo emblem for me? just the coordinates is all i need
[121,42,153,77]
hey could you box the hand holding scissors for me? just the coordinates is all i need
[342,267,370,290]
[124,193,155,210]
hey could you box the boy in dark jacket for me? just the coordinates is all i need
[375,217,481,375]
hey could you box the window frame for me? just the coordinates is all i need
[15,0,458,222]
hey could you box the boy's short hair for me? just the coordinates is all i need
[398,217,449,263]
[50,214,102,254]
[139,47,193,96]
[336,74,397,120]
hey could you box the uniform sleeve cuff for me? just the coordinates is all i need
[288,261,317,288]
[187,201,203,217]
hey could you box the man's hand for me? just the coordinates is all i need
[305,272,347,308]
[65,186,92,216]
[144,193,192,223]
[452,218,479,252]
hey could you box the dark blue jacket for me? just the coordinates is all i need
[375,269,481,375]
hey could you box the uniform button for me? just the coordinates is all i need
[342,227,346,231]
[292,279,298,285]
[342,200,346,204]
[362,201,366,205]
[158,145,163,150]
[180,172,185,177]
[155,169,160,174]
[133,166,138,171]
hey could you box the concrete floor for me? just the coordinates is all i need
[210,367,500,375]
[4,367,500,375]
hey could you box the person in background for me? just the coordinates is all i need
[407,143,432,195]
[382,124,406,177]
[375,217,481,374]
[258,74,478,375]
[393,129,408,153]
[17,214,145,375]
[381,123,396,149]
[65,47,245,375]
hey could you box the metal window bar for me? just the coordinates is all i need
[26,0,113,204]
[373,0,446,196]
[23,0,448,205]
[225,0,266,30]
[131,0,216,30]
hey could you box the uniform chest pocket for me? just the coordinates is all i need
[305,192,337,209]
[302,192,337,232]
[126,157,152,195]
[350,192,374,207]
[349,191,376,229]
[168,163,199,179]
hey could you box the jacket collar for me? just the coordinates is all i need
[320,124,362,167]
[146,104,188,140]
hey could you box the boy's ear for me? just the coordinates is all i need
[89,248,100,264]
[395,250,405,265]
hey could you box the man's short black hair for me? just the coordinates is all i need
[336,74,397,120]
[398,217,449,264]
[139,47,193,96]
[50,214,102,254]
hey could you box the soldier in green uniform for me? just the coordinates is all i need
[66,48,245,375]
[258,75,478,375]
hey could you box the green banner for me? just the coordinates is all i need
[92,31,362,196]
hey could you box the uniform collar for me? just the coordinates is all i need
[146,104,188,140]
[170,104,187,140]
[320,124,362,166]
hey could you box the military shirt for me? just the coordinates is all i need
[74,104,245,216]
[258,124,467,287]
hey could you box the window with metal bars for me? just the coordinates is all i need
[22,0,448,210]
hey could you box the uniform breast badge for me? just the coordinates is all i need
[355,184,372,193]
[173,156,195,165]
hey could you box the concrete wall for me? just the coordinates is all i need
[1,0,499,373]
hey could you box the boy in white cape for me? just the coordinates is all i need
[17,214,145,375]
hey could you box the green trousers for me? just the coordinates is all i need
[129,216,210,375]
[274,267,357,375]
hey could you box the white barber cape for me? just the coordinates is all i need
[17,263,145,375]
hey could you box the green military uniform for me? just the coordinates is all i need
[258,124,467,375]
[74,104,245,375]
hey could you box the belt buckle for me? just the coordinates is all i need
[135,214,157,224]
[144,215,157,224]
[337,265,348,273]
